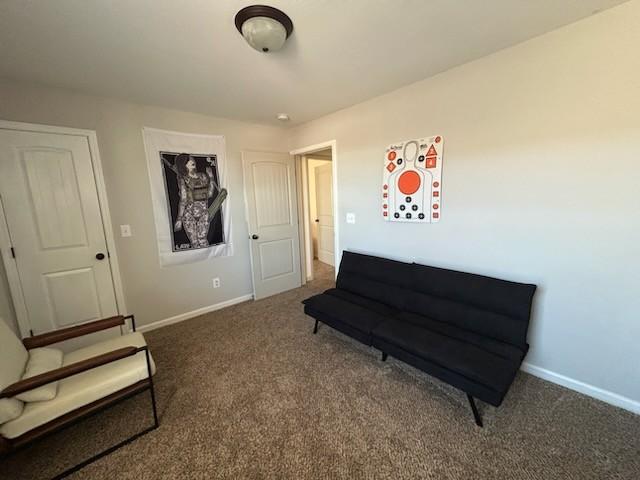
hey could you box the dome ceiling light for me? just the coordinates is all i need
[235,5,294,53]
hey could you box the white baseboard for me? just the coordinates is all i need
[521,362,640,415]
[138,294,253,333]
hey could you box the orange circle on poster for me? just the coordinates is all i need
[398,171,421,195]
[435,136,441,143]
[387,151,397,161]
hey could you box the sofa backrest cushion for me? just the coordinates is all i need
[0,318,28,424]
[407,263,536,348]
[336,251,413,310]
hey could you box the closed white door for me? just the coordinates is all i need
[314,163,334,266]
[243,151,301,300]
[0,129,118,335]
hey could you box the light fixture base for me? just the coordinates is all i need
[235,5,293,53]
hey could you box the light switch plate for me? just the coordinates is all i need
[346,213,356,224]
[120,225,132,237]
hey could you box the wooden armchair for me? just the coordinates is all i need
[0,315,158,478]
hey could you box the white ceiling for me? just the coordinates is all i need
[0,0,628,126]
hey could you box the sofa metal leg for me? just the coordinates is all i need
[381,352,388,362]
[313,319,318,334]
[467,394,483,427]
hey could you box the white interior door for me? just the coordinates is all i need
[0,129,119,335]
[243,151,301,300]
[314,163,335,266]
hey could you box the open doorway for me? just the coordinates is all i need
[291,142,338,284]
[306,149,333,281]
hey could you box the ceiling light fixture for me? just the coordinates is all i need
[235,5,294,53]
[276,113,290,122]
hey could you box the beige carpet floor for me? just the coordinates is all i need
[2,260,639,479]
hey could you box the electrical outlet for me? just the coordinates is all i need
[212,278,221,288]
[346,213,356,224]
[120,224,132,237]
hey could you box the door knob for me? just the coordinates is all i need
[251,234,259,240]
[95,253,106,260]
[315,219,319,223]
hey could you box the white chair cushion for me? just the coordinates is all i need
[0,398,23,427]
[0,318,28,425]
[16,347,64,402]
[0,332,156,439]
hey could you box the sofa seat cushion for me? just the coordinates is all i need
[371,320,520,394]
[16,347,64,402]
[303,290,394,344]
[0,332,156,440]
[397,312,526,362]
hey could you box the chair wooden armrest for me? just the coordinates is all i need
[22,316,127,349]
[0,346,142,399]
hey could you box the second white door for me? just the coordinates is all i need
[243,151,301,300]
[314,163,334,266]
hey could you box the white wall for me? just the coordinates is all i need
[0,80,289,328]
[290,1,640,406]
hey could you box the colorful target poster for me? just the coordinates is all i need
[382,135,444,223]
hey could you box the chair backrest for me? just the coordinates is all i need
[336,251,414,309]
[0,318,28,423]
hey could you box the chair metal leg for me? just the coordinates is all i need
[145,349,159,428]
[467,394,483,427]
[52,423,157,480]
[313,319,318,334]
[381,352,388,362]
[125,314,137,332]
[51,385,158,479]
[51,348,159,479]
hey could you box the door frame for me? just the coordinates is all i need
[300,155,331,281]
[290,140,339,281]
[0,120,127,338]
